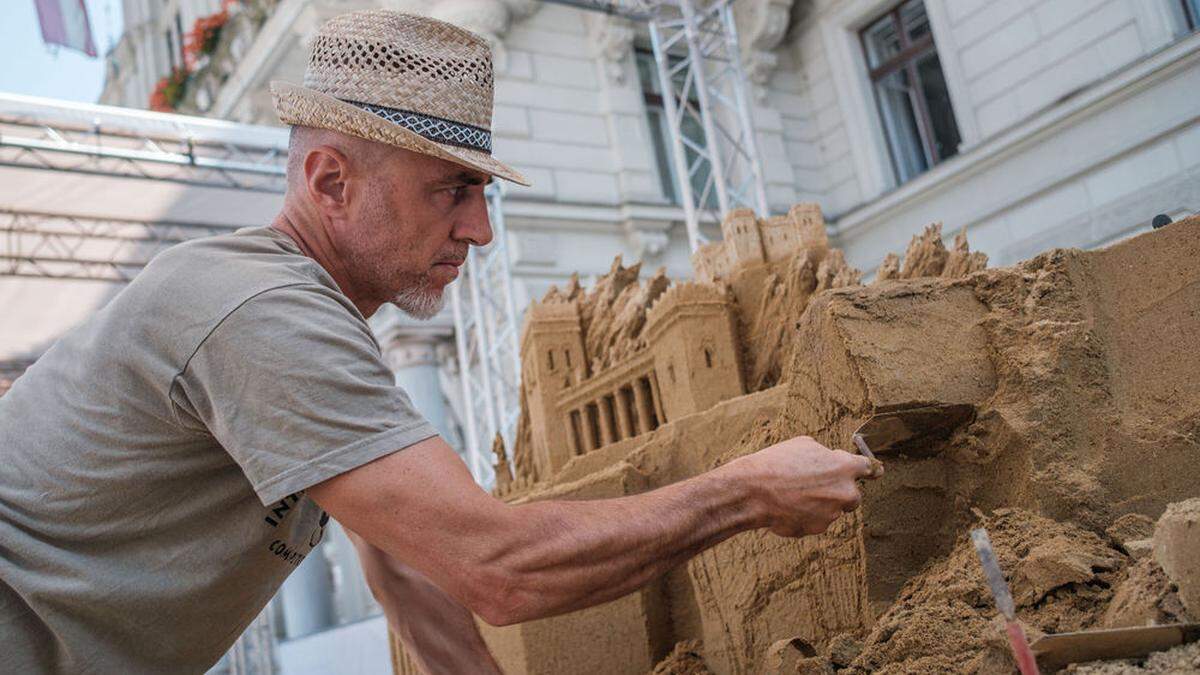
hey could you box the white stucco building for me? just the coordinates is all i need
[87,0,1200,671]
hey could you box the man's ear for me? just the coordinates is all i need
[304,145,351,217]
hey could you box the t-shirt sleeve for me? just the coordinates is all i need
[170,284,438,505]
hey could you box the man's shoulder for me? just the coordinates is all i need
[102,227,358,364]
[137,227,342,317]
[153,227,327,288]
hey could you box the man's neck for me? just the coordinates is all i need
[269,210,381,317]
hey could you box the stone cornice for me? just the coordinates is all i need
[734,0,797,96]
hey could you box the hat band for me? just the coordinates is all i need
[342,99,492,153]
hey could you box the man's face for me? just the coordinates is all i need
[339,148,493,319]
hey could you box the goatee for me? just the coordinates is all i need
[392,284,445,320]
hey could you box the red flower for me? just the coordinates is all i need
[149,67,190,112]
[183,4,236,68]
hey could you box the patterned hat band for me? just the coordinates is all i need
[341,99,492,153]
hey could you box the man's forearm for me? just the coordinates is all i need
[477,458,766,624]
[313,435,870,631]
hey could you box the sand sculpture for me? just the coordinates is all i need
[389,206,1199,674]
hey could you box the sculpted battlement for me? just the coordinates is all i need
[690,202,830,282]
[644,282,732,338]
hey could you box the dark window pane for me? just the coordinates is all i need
[863,14,901,69]
[874,68,928,183]
[915,51,962,162]
[680,114,717,209]
[901,0,931,43]
[1187,0,1200,30]
[638,51,714,208]
[646,109,677,202]
[636,51,661,96]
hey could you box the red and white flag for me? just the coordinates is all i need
[33,0,98,57]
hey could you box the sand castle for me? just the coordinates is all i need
[393,206,1200,674]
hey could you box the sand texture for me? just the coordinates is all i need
[390,209,1200,675]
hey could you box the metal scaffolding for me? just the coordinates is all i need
[449,184,523,484]
[0,95,287,281]
[0,93,287,193]
[543,0,767,249]
[648,0,769,249]
[1,210,240,282]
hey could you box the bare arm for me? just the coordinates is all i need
[347,531,501,675]
[308,435,872,626]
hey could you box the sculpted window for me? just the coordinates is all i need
[861,0,961,185]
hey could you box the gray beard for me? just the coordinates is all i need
[391,283,445,320]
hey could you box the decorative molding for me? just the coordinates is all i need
[384,336,441,370]
[586,14,636,85]
[734,0,797,96]
[622,218,672,259]
[385,0,539,69]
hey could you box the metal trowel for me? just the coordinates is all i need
[851,402,975,459]
[1032,623,1200,672]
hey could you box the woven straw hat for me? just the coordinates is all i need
[271,10,529,186]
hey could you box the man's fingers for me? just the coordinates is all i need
[841,485,863,512]
[851,454,883,480]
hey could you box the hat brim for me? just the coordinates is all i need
[270,81,530,187]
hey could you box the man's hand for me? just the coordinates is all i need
[730,436,876,538]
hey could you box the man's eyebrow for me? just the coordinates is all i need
[434,171,492,187]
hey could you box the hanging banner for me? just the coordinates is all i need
[33,0,98,57]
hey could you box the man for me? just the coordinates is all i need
[0,10,874,674]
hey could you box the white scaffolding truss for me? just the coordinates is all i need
[0,94,287,193]
[648,0,769,249]
[0,95,287,282]
[1,210,240,281]
[449,184,523,484]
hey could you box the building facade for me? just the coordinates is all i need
[95,0,1200,672]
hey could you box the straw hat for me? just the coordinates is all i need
[271,10,529,186]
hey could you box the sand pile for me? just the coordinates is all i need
[651,641,713,674]
[845,509,1126,673]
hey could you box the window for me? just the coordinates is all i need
[174,12,185,67]
[1181,0,1199,31]
[165,30,176,70]
[635,49,716,208]
[861,1,961,185]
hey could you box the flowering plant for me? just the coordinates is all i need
[149,67,191,112]
[183,7,232,68]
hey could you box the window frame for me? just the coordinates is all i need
[859,1,957,182]
[1182,0,1199,31]
[634,46,719,209]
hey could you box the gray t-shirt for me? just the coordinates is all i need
[0,227,437,673]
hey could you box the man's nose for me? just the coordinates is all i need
[454,191,493,247]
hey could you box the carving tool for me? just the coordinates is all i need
[1031,623,1200,672]
[851,402,974,457]
[971,527,1040,675]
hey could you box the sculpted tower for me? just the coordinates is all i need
[518,301,587,478]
